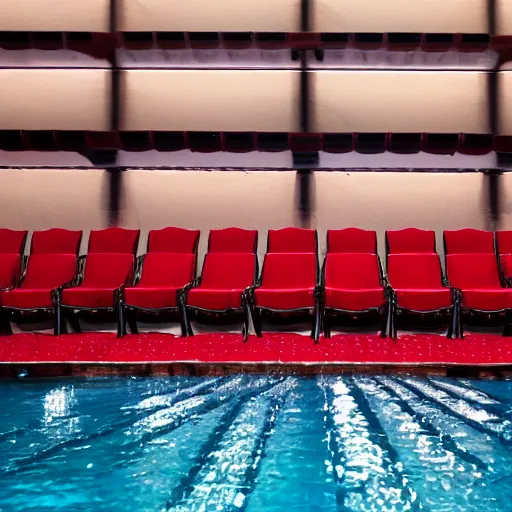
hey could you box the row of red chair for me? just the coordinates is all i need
[1,226,512,339]
[0,32,505,56]
[1,131,511,156]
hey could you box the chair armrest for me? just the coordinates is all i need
[132,255,145,286]
[450,287,461,303]
[177,277,202,303]
[243,279,262,303]
[384,284,396,303]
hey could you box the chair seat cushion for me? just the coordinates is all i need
[62,287,117,309]
[2,288,53,309]
[461,288,512,311]
[187,288,244,311]
[124,287,179,309]
[395,288,453,312]
[324,287,384,312]
[255,287,315,310]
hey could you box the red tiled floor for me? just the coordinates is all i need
[1,332,512,366]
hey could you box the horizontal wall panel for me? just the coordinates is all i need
[498,0,512,35]
[313,71,488,134]
[0,0,109,31]
[121,70,299,132]
[313,0,487,33]
[118,0,300,32]
[0,70,111,131]
[501,72,512,135]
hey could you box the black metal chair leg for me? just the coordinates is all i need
[391,304,398,340]
[185,307,194,336]
[323,313,331,338]
[381,303,390,338]
[53,303,62,336]
[242,298,250,342]
[117,304,126,337]
[253,307,262,337]
[312,306,320,343]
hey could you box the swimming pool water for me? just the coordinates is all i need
[1,375,512,511]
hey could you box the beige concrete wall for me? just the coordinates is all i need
[313,0,488,33]
[118,0,300,32]
[0,169,108,254]
[1,169,506,268]
[312,71,489,134]
[1,0,510,35]
[1,69,511,134]
[120,70,300,132]
[0,70,111,131]
[498,0,512,35]
[0,0,109,31]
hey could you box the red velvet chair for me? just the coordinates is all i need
[446,253,512,337]
[120,253,197,335]
[0,254,23,310]
[88,228,140,255]
[0,229,27,255]
[208,228,258,253]
[248,252,320,340]
[443,229,494,255]
[267,228,317,254]
[30,229,82,255]
[322,253,388,338]
[147,227,200,253]
[386,228,436,255]
[183,253,257,338]
[496,231,512,281]
[327,228,377,254]
[387,253,457,338]
[1,254,78,334]
[58,253,135,334]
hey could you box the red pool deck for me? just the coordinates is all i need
[1,332,512,378]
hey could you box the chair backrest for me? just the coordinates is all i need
[444,229,494,255]
[446,253,502,289]
[30,229,82,255]
[82,253,134,287]
[208,228,258,253]
[496,231,512,255]
[388,253,444,289]
[327,228,377,254]
[386,228,436,254]
[23,254,77,288]
[200,253,257,288]
[138,253,195,287]
[267,228,317,254]
[147,227,200,253]
[0,254,21,288]
[0,229,27,255]
[88,228,140,255]
[324,253,381,289]
[261,252,317,288]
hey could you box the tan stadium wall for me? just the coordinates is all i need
[312,0,488,34]
[120,70,300,132]
[312,71,489,134]
[2,169,511,268]
[118,0,300,32]
[0,69,511,134]
[0,70,111,131]
[0,0,110,32]
[1,0,511,35]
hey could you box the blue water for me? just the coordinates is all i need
[2,376,512,511]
